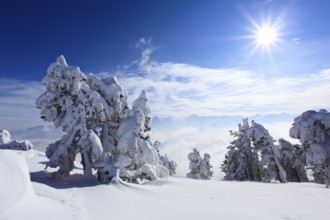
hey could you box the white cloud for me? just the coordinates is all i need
[114,52,330,117]
[135,37,155,66]
[0,79,46,130]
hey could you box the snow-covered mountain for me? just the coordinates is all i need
[1,149,329,220]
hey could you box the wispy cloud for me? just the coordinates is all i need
[135,37,155,66]
[0,79,46,130]
[113,41,330,117]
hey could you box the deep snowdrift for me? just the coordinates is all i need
[1,149,329,220]
[0,150,86,220]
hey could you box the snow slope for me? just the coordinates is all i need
[1,149,329,220]
[0,150,87,220]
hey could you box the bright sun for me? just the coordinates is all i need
[251,22,281,52]
[256,25,278,46]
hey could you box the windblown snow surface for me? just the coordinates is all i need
[1,149,329,220]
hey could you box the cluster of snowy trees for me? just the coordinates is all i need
[32,56,330,188]
[221,110,330,188]
[186,148,213,180]
[0,130,33,151]
[221,119,288,183]
[36,56,175,183]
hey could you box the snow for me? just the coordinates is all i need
[0,130,11,144]
[0,150,78,220]
[1,149,330,220]
[0,130,33,151]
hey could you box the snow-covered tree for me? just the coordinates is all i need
[325,167,330,188]
[187,148,201,179]
[131,90,151,132]
[221,118,260,181]
[199,153,213,180]
[278,138,308,182]
[36,56,106,179]
[0,130,33,151]
[37,56,169,183]
[290,109,330,186]
[153,140,177,176]
[247,121,287,183]
[222,119,287,183]
[187,148,213,180]
[98,92,169,183]
[87,74,128,161]
[0,130,10,145]
[160,154,177,176]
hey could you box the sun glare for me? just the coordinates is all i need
[248,21,282,55]
[255,25,278,46]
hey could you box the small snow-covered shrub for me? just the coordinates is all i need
[0,130,33,151]
[0,130,11,145]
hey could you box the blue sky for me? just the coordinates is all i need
[1,0,330,129]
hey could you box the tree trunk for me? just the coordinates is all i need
[82,149,93,177]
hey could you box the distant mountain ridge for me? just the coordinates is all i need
[152,113,296,129]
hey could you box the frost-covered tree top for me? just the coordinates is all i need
[132,90,150,118]
[131,90,151,132]
[290,109,330,172]
[87,74,128,116]
[290,110,330,146]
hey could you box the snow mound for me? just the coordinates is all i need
[0,150,82,220]
[0,130,33,151]
[0,150,34,211]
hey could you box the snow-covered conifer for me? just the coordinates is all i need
[99,91,169,182]
[187,148,201,179]
[290,109,330,186]
[0,130,10,145]
[36,56,107,178]
[37,56,169,183]
[278,138,307,182]
[87,74,128,161]
[160,154,177,176]
[187,148,213,180]
[131,90,151,132]
[247,121,287,183]
[325,166,330,188]
[199,153,213,180]
[153,140,177,176]
[221,118,260,181]
[222,119,287,182]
